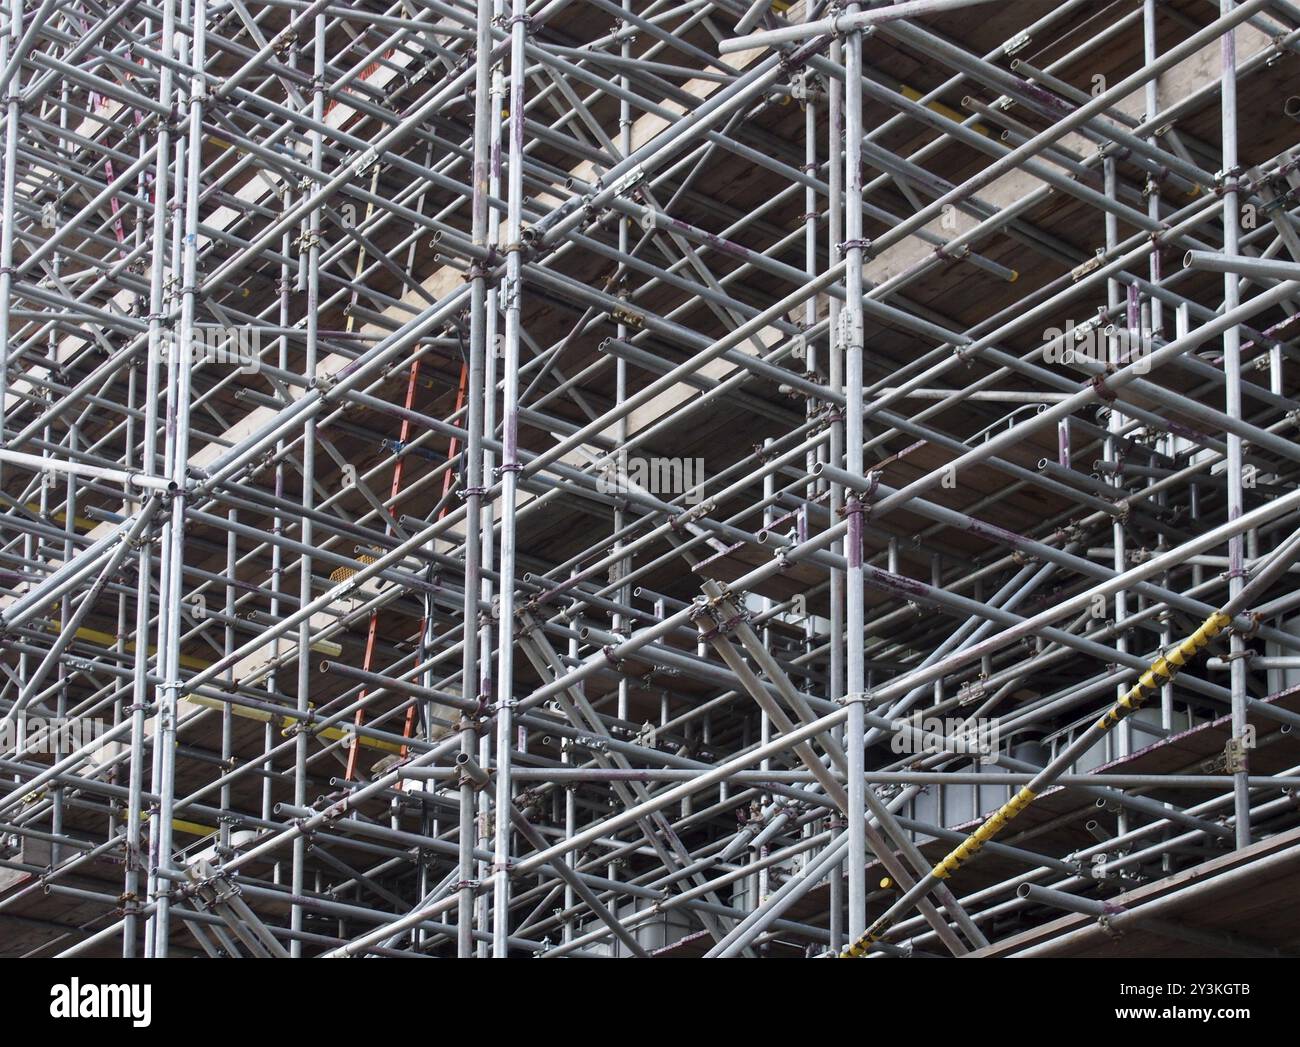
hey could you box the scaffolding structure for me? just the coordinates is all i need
[1,0,1300,958]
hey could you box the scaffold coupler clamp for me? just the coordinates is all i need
[1098,903,1126,940]
[1089,367,1118,405]
[601,644,626,673]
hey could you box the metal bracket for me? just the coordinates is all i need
[1098,911,1125,939]
[1224,737,1248,775]
[837,309,863,350]
[611,305,644,329]
[354,147,379,176]
[1070,248,1106,282]
[609,164,645,199]
[957,677,986,705]
[1003,30,1031,55]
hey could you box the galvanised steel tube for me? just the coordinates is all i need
[7,143,158,286]
[0,0,94,96]
[145,0,205,955]
[412,767,1300,788]
[841,2,869,941]
[211,0,332,99]
[846,175,1230,394]
[490,0,529,957]
[474,19,505,952]
[718,0,1004,52]
[286,7,326,958]
[1110,160,1134,782]
[123,0,173,956]
[192,281,472,493]
[0,0,21,493]
[1220,0,1252,850]
[516,614,740,947]
[687,156,1235,516]
[824,10,847,953]
[0,448,173,494]
[508,801,650,957]
[1185,248,1300,282]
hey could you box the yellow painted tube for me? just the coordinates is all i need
[1095,610,1230,731]
[841,607,1232,958]
[932,786,1036,880]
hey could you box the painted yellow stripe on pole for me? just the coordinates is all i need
[900,84,988,136]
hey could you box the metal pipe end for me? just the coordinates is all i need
[1285,96,1300,121]
[1016,883,1033,899]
